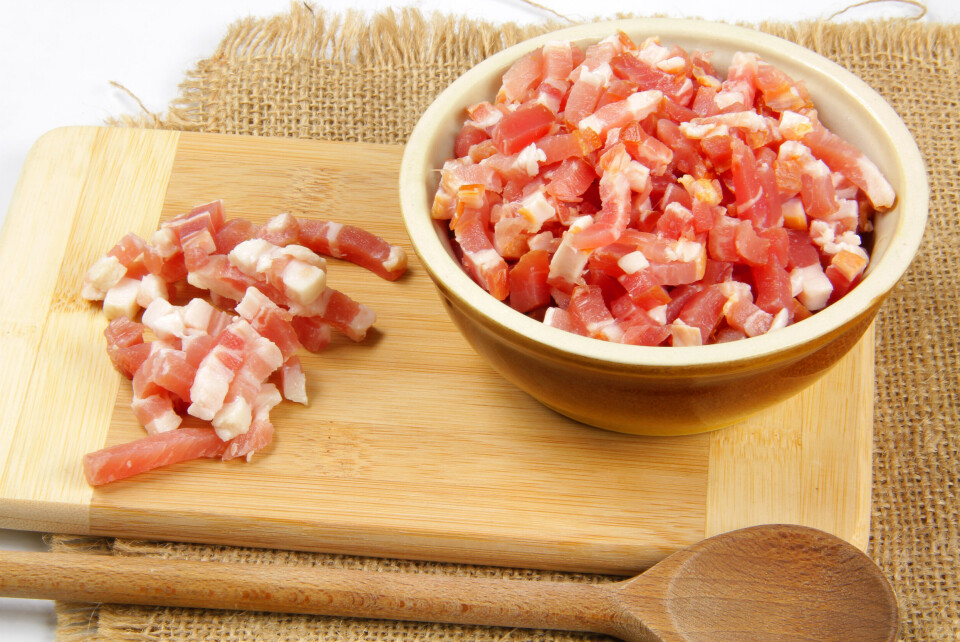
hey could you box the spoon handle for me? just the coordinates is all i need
[0,550,619,635]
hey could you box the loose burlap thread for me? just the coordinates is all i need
[59,5,959,640]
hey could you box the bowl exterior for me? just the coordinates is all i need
[400,18,928,435]
[435,284,880,435]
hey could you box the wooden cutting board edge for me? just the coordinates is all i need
[0,126,874,573]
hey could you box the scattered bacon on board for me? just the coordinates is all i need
[432,33,895,346]
[81,201,407,485]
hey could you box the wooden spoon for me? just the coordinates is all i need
[0,524,897,641]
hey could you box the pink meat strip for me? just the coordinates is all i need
[298,218,408,281]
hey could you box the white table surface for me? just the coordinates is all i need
[1,1,955,639]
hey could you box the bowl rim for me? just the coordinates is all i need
[399,17,928,369]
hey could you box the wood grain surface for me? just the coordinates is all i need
[0,127,873,574]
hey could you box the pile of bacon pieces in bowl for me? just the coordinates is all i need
[80,200,406,485]
[431,31,895,347]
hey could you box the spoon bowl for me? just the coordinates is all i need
[0,524,898,641]
[610,524,899,641]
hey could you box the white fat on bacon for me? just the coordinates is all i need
[790,263,834,311]
[809,220,869,259]
[142,299,186,340]
[517,189,557,232]
[669,320,702,346]
[188,320,259,421]
[81,255,127,301]
[281,357,308,405]
[229,239,327,306]
[102,277,141,321]
[547,215,594,289]
[136,274,169,309]
[617,250,650,275]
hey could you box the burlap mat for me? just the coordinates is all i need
[55,6,959,640]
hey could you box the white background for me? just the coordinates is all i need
[1,1,956,639]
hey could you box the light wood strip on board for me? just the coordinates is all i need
[0,128,179,531]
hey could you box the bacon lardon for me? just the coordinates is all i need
[297,218,408,281]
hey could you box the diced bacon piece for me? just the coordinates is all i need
[620,122,673,175]
[143,245,188,284]
[537,131,596,165]
[528,231,559,253]
[108,343,152,380]
[106,233,147,267]
[453,209,509,301]
[564,63,610,127]
[152,349,197,403]
[222,384,283,462]
[131,392,183,435]
[678,285,727,343]
[825,249,869,300]
[257,213,300,247]
[719,282,774,337]
[657,119,708,178]
[718,51,758,110]
[790,263,834,311]
[534,77,569,114]
[568,285,623,342]
[752,263,795,321]
[499,48,544,104]
[548,215,593,291]
[734,220,772,267]
[236,287,302,360]
[188,320,256,420]
[493,103,554,155]
[581,34,623,71]
[212,397,253,442]
[215,218,260,254]
[621,311,671,346]
[103,277,141,321]
[669,320,702,346]
[136,274,169,308]
[466,101,505,134]
[543,307,588,335]
[455,123,490,158]
[656,202,695,240]
[708,214,740,263]
[281,356,308,405]
[546,158,596,203]
[800,169,840,220]
[81,255,127,301]
[509,249,552,313]
[104,316,144,349]
[493,213,532,259]
[756,61,811,112]
[184,332,217,368]
[83,427,228,486]
[730,138,774,228]
[577,90,662,141]
[782,196,807,230]
[610,51,692,105]
[543,40,577,82]
[801,120,895,209]
[142,299,185,340]
[289,288,376,343]
[291,316,332,353]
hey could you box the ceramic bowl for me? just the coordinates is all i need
[399,18,927,435]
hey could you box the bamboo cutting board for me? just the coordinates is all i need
[0,127,873,574]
